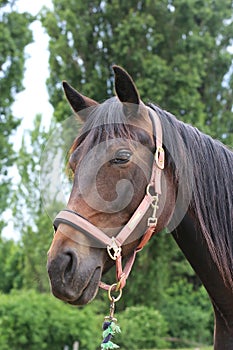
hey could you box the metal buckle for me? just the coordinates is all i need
[155,146,165,169]
[147,217,158,227]
[147,192,159,228]
[107,238,122,260]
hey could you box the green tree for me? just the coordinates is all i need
[0,290,102,350]
[0,0,33,231]
[118,305,169,349]
[0,237,23,292]
[12,115,55,292]
[162,281,213,347]
[41,0,233,143]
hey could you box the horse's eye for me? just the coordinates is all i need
[111,149,132,164]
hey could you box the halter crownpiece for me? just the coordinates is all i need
[53,106,164,291]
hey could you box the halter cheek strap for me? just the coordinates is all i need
[53,107,164,291]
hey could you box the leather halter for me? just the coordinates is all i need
[53,107,164,291]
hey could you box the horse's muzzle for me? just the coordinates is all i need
[47,249,78,301]
[47,248,102,305]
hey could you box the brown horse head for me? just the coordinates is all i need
[47,66,176,305]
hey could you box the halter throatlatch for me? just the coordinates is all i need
[53,107,164,292]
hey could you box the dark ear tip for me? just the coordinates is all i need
[62,81,69,90]
[112,65,126,75]
[62,81,77,96]
[62,81,70,93]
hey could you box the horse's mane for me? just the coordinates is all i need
[70,97,154,157]
[149,103,233,288]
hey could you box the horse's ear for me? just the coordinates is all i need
[113,65,140,105]
[62,81,98,121]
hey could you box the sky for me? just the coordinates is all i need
[12,0,54,147]
[3,0,53,239]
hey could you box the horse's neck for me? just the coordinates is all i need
[172,213,233,339]
[172,214,220,290]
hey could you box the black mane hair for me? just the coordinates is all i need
[69,97,154,159]
[149,103,233,288]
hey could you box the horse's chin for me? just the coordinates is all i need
[69,267,101,305]
[50,267,102,306]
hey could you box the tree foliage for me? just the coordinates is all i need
[0,0,33,231]
[0,290,102,350]
[41,0,233,144]
[0,237,23,292]
[12,115,55,292]
[118,305,169,349]
[163,281,213,347]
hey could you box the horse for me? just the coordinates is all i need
[47,65,233,349]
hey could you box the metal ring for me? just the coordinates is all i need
[146,184,153,196]
[108,283,122,302]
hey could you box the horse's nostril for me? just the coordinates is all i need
[63,250,77,282]
[65,253,72,273]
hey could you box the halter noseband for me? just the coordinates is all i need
[53,107,164,291]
